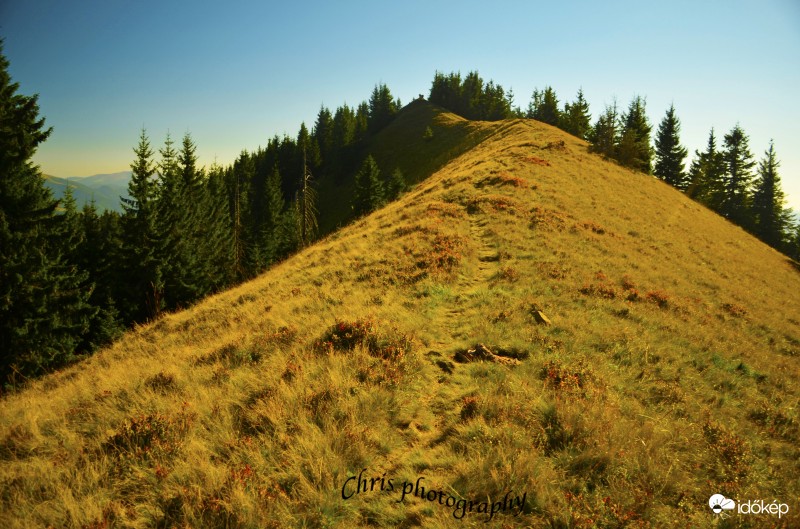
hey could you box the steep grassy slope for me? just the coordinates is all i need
[2,108,799,528]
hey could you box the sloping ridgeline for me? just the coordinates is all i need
[1,103,799,528]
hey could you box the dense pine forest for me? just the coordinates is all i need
[2,48,799,388]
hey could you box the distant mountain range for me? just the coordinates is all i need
[44,171,131,213]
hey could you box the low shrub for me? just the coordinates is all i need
[579,283,618,299]
[460,396,480,421]
[314,318,413,361]
[102,407,195,461]
[645,290,670,308]
[144,372,178,393]
[539,360,597,395]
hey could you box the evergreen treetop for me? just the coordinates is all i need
[368,84,398,134]
[528,86,560,126]
[617,95,653,173]
[560,88,591,140]
[0,42,93,382]
[352,155,384,217]
[654,104,688,189]
[752,141,790,248]
[720,124,756,227]
[588,101,618,158]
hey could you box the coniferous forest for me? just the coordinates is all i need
[2,50,798,387]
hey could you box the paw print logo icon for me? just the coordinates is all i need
[709,494,735,516]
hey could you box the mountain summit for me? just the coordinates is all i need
[1,103,798,527]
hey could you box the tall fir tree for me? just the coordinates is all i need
[1,43,94,382]
[461,71,483,119]
[654,104,688,189]
[156,133,196,310]
[296,122,321,175]
[687,129,726,211]
[751,141,791,249]
[313,105,334,171]
[120,129,164,322]
[78,200,123,350]
[352,155,385,217]
[720,124,756,229]
[527,87,560,126]
[617,95,653,173]
[204,161,235,288]
[505,87,522,118]
[261,165,286,261]
[330,104,356,181]
[332,104,355,150]
[173,133,208,302]
[481,80,511,120]
[588,101,618,158]
[368,84,399,134]
[428,71,511,121]
[386,168,407,200]
[354,102,369,143]
[560,88,591,140]
[429,71,462,113]
[58,188,101,353]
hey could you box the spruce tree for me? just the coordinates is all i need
[354,102,369,143]
[59,187,99,348]
[204,162,235,288]
[174,133,207,300]
[313,106,333,171]
[78,201,123,350]
[720,124,756,228]
[481,80,511,120]
[528,87,560,126]
[429,71,462,113]
[617,96,653,173]
[352,155,384,216]
[156,133,196,310]
[0,44,94,382]
[588,102,618,158]
[331,104,356,181]
[560,88,591,140]
[297,122,321,175]
[386,168,407,200]
[367,84,398,134]
[332,104,355,150]
[505,87,522,118]
[261,165,285,260]
[687,129,726,211]
[654,104,688,189]
[461,71,483,119]
[120,129,164,322]
[751,141,791,248]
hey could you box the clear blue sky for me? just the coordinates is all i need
[3,0,799,208]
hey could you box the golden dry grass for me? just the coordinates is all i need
[1,103,799,528]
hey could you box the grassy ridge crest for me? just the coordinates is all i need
[1,104,799,528]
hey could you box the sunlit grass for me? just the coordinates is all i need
[1,104,799,527]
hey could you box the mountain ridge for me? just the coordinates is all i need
[43,171,131,213]
[2,105,798,527]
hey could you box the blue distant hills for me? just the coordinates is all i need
[44,171,131,213]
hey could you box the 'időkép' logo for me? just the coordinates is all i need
[709,494,789,519]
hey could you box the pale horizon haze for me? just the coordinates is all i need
[2,0,799,209]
